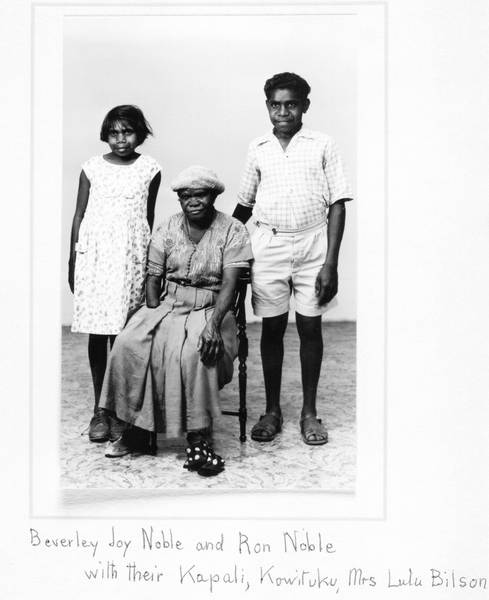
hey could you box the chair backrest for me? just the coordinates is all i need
[233,268,251,325]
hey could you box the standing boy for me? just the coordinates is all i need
[232,72,353,445]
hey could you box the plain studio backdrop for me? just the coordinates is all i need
[62,14,357,324]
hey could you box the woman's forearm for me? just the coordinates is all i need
[146,274,162,307]
[197,267,241,365]
[209,268,241,327]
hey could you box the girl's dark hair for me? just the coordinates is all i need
[100,105,153,144]
[264,72,311,101]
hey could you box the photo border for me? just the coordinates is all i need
[30,1,387,520]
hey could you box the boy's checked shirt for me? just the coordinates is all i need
[237,127,353,231]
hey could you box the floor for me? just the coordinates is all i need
[61,321,356,491]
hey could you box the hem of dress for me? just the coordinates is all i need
[107,408,222,437]
[71,326,123,335]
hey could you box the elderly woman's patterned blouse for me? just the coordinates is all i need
[147,211,252,291]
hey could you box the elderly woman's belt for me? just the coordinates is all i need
[169,278,193,287]
[168,279,217,293]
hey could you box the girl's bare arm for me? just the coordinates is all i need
[147,171,161,232]
[68,170,90,293]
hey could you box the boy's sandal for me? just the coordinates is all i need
[300,415,328,446]
[197,449,225,477]
[183,440,211,471]
[250,413,283,442]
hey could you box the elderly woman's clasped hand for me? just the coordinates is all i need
[197,319,224,366]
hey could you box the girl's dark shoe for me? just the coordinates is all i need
[88,408,110,442]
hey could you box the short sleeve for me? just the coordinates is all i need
[323,137,353,205]
[147,219,168,276]
[223,219,253,269]
[237,143,260,208]
[145,155,162,180]
[81,156,97,182]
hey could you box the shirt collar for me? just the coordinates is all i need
[295,126,316,139]
[257,125,316,146]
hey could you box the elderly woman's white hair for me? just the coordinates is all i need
[170,165,225,195]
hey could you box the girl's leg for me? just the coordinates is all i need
[87,333,111,442]
[104,333,128,441]
[88,333,111,406]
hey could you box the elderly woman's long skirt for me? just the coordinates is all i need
[99,281,237,436]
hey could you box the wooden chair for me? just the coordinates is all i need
[222,268,250,442]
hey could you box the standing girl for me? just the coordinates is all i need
[69,105,161,443]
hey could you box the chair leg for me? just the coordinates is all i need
[238,372,247,443]
[237,308,248,443]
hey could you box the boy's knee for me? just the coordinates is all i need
[296,314,322,340]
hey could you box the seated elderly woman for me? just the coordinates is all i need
[99,166,252,476]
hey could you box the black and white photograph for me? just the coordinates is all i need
[60,11,360,492]
[29,2,386,522]
[2,0,488,598]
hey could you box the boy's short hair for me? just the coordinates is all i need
[264,72,311,101]
[100,105,153,144]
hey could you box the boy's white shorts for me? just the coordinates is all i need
[250,221,332,318]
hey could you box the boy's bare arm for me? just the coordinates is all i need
[232,203,253,225]
[315,200,346,305]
